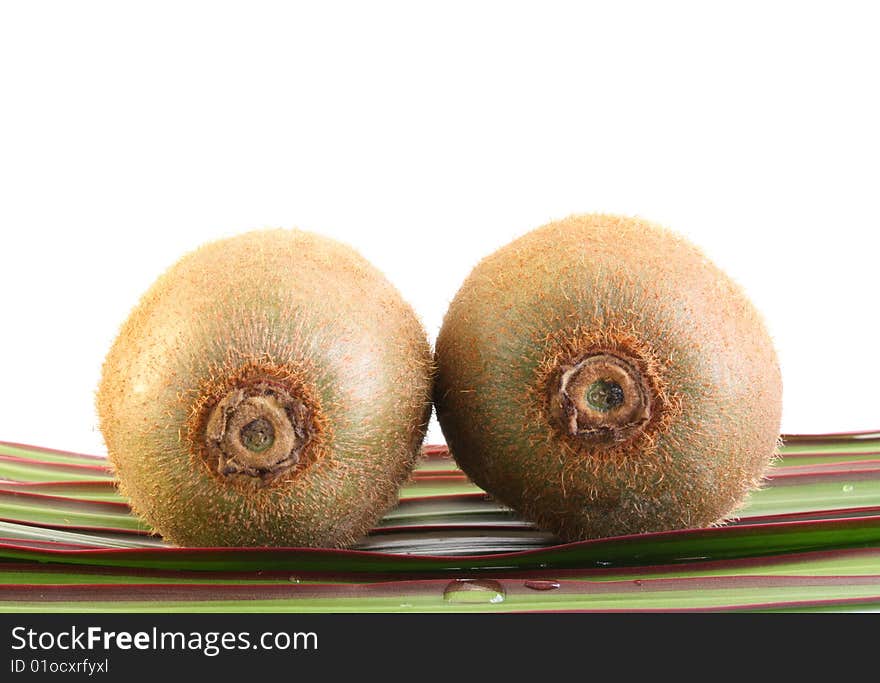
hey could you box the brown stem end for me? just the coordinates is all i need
[203,380,316,485]
[550,353,652,445]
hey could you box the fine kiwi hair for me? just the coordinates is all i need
[97,228,433,548]
[434,213,782,542]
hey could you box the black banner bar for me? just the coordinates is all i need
[0,612,871,678]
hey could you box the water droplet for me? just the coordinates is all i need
[524,580,560,591]
[399,603,413,609]
[596,560,613,567]
[442,579,506,604]
[287,576,301,584]
[843,484,855,493]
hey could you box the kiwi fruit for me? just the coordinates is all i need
[97,229,432,548]
[435,214,782,542]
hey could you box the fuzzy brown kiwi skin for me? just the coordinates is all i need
[97,229,433,548]
[434,214,782,542]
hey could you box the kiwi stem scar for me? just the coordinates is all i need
[203,382,314,484]
[551,352,653,444]
[240,417,275,453]
[585,379,625,412]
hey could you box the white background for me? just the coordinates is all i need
[1,2,877,456]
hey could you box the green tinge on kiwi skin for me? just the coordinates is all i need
[97,229,433,548]
[434,214,782,543]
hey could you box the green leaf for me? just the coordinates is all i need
[0,490,150,533]
[1,434,880,612]
[2,574,879,612]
